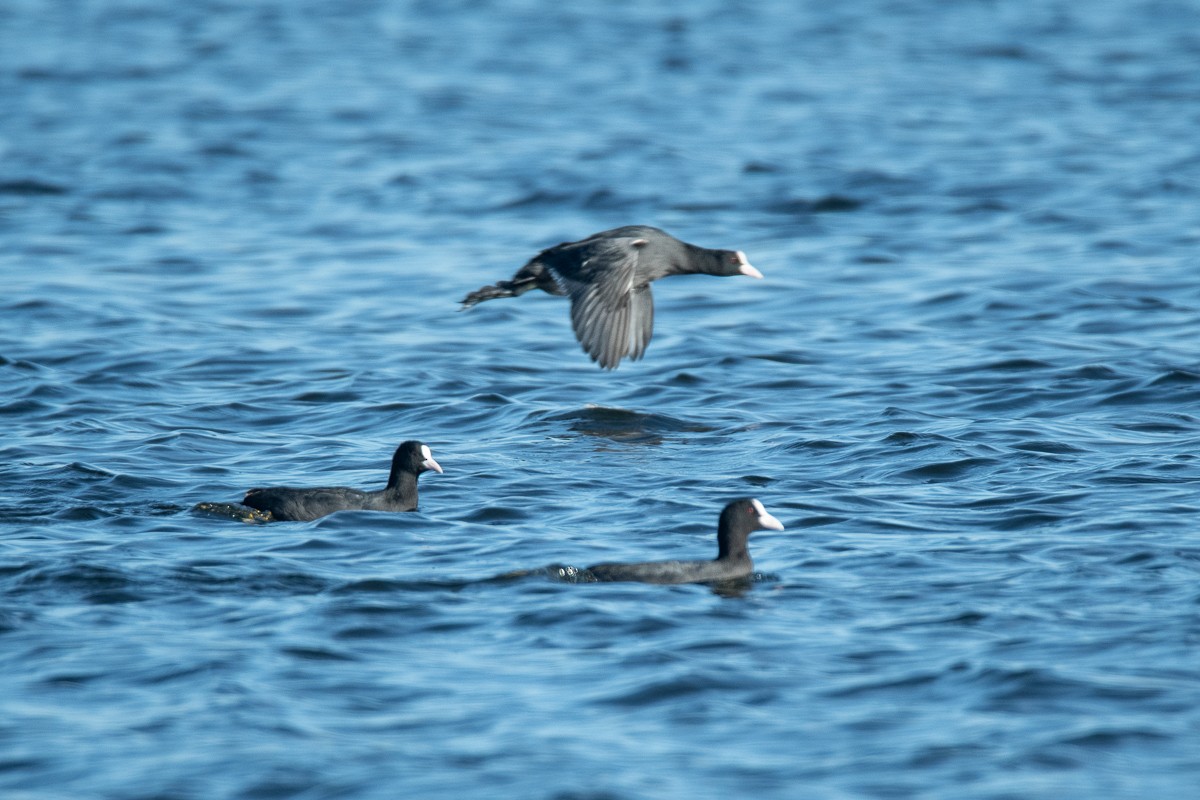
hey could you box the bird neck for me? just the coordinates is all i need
[385,469,419,505]
[716,526,752,563]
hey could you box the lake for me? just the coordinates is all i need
[2,1,1199,797]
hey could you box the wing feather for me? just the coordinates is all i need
[557,238,655,369]
[627,286,654,361]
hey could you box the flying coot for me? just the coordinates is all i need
[576,498,784,584]
[241,440,442,522]
[460,226,763,369]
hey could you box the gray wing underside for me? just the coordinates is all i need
[551,237,655,369]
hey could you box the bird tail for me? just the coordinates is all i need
[459,276,539,310]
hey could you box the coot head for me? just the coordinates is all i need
[717,497,784,559]
[721,497,784,531]
[391,440,443,477]
[702,248,762,279]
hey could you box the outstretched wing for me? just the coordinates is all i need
[548,237,655,369]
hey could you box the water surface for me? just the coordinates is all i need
[3,1,1200,797]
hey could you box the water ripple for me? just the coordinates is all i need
[3,1,1200,798]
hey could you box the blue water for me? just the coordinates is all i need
[3,1,1200,797]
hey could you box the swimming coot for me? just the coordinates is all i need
[581,497,784,584]
[242,441,442,522]
[460,226,762,369]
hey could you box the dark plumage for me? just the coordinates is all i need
[582,498,785,584]
[241,441,442,522]
[460,225,762,369]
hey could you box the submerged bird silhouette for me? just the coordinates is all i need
[460,225,763,369]
[240,440,442,522]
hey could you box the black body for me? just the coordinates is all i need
[242,440,442,522]
[460,226,758,369]
[582,497,785,584]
